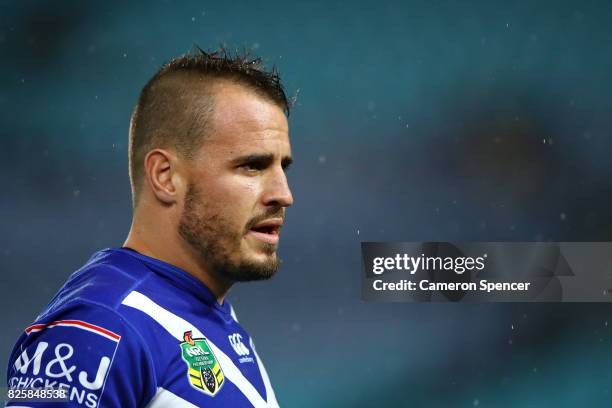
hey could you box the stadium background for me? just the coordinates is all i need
[2,1,612,406]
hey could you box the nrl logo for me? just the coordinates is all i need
[180,331,224,396]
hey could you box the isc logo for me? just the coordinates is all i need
[228,333,250,357]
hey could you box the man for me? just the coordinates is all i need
[6,48,293,407]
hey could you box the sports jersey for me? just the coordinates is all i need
[6,247,279,407]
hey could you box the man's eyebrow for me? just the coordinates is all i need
[231,153,274,165]
[230,154,293,168]
[281,156,293,169]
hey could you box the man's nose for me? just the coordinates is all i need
[262,168,293,207]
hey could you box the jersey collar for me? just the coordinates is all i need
[115,247,232,316]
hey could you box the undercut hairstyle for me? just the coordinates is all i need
[128,46,290,206]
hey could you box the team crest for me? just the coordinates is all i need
[180,331,224,396]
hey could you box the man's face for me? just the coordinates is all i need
[178,82,293,283]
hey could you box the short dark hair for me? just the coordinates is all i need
[128,46,290,205]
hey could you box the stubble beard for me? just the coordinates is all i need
[178,182,280,283]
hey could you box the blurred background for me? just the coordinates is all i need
[2,1,612,406]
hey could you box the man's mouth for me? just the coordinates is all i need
[247,218,283,245]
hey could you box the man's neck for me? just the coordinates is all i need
[123,221,232,304]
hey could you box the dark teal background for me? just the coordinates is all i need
[2,1,612,406]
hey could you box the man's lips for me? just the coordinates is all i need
[248,218,283,244]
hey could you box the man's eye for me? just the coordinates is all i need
[240,163,263,172]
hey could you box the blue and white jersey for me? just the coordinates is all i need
[6,248,279,407]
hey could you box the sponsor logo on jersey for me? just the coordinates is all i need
[228,333,250,356]
[180,331,224,396]
[228,333,254,363]
[8,320,120,408]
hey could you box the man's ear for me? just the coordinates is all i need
[143,148,183,205]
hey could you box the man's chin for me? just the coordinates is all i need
[245,232,280,254]
[219,253,279,282]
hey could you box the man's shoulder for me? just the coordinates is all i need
[7,294,159,406]
[42,248,152,319]
[6,249,163,406]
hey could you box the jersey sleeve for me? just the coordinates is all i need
[6,301,157,408]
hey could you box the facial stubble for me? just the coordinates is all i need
[178,182,280,283]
